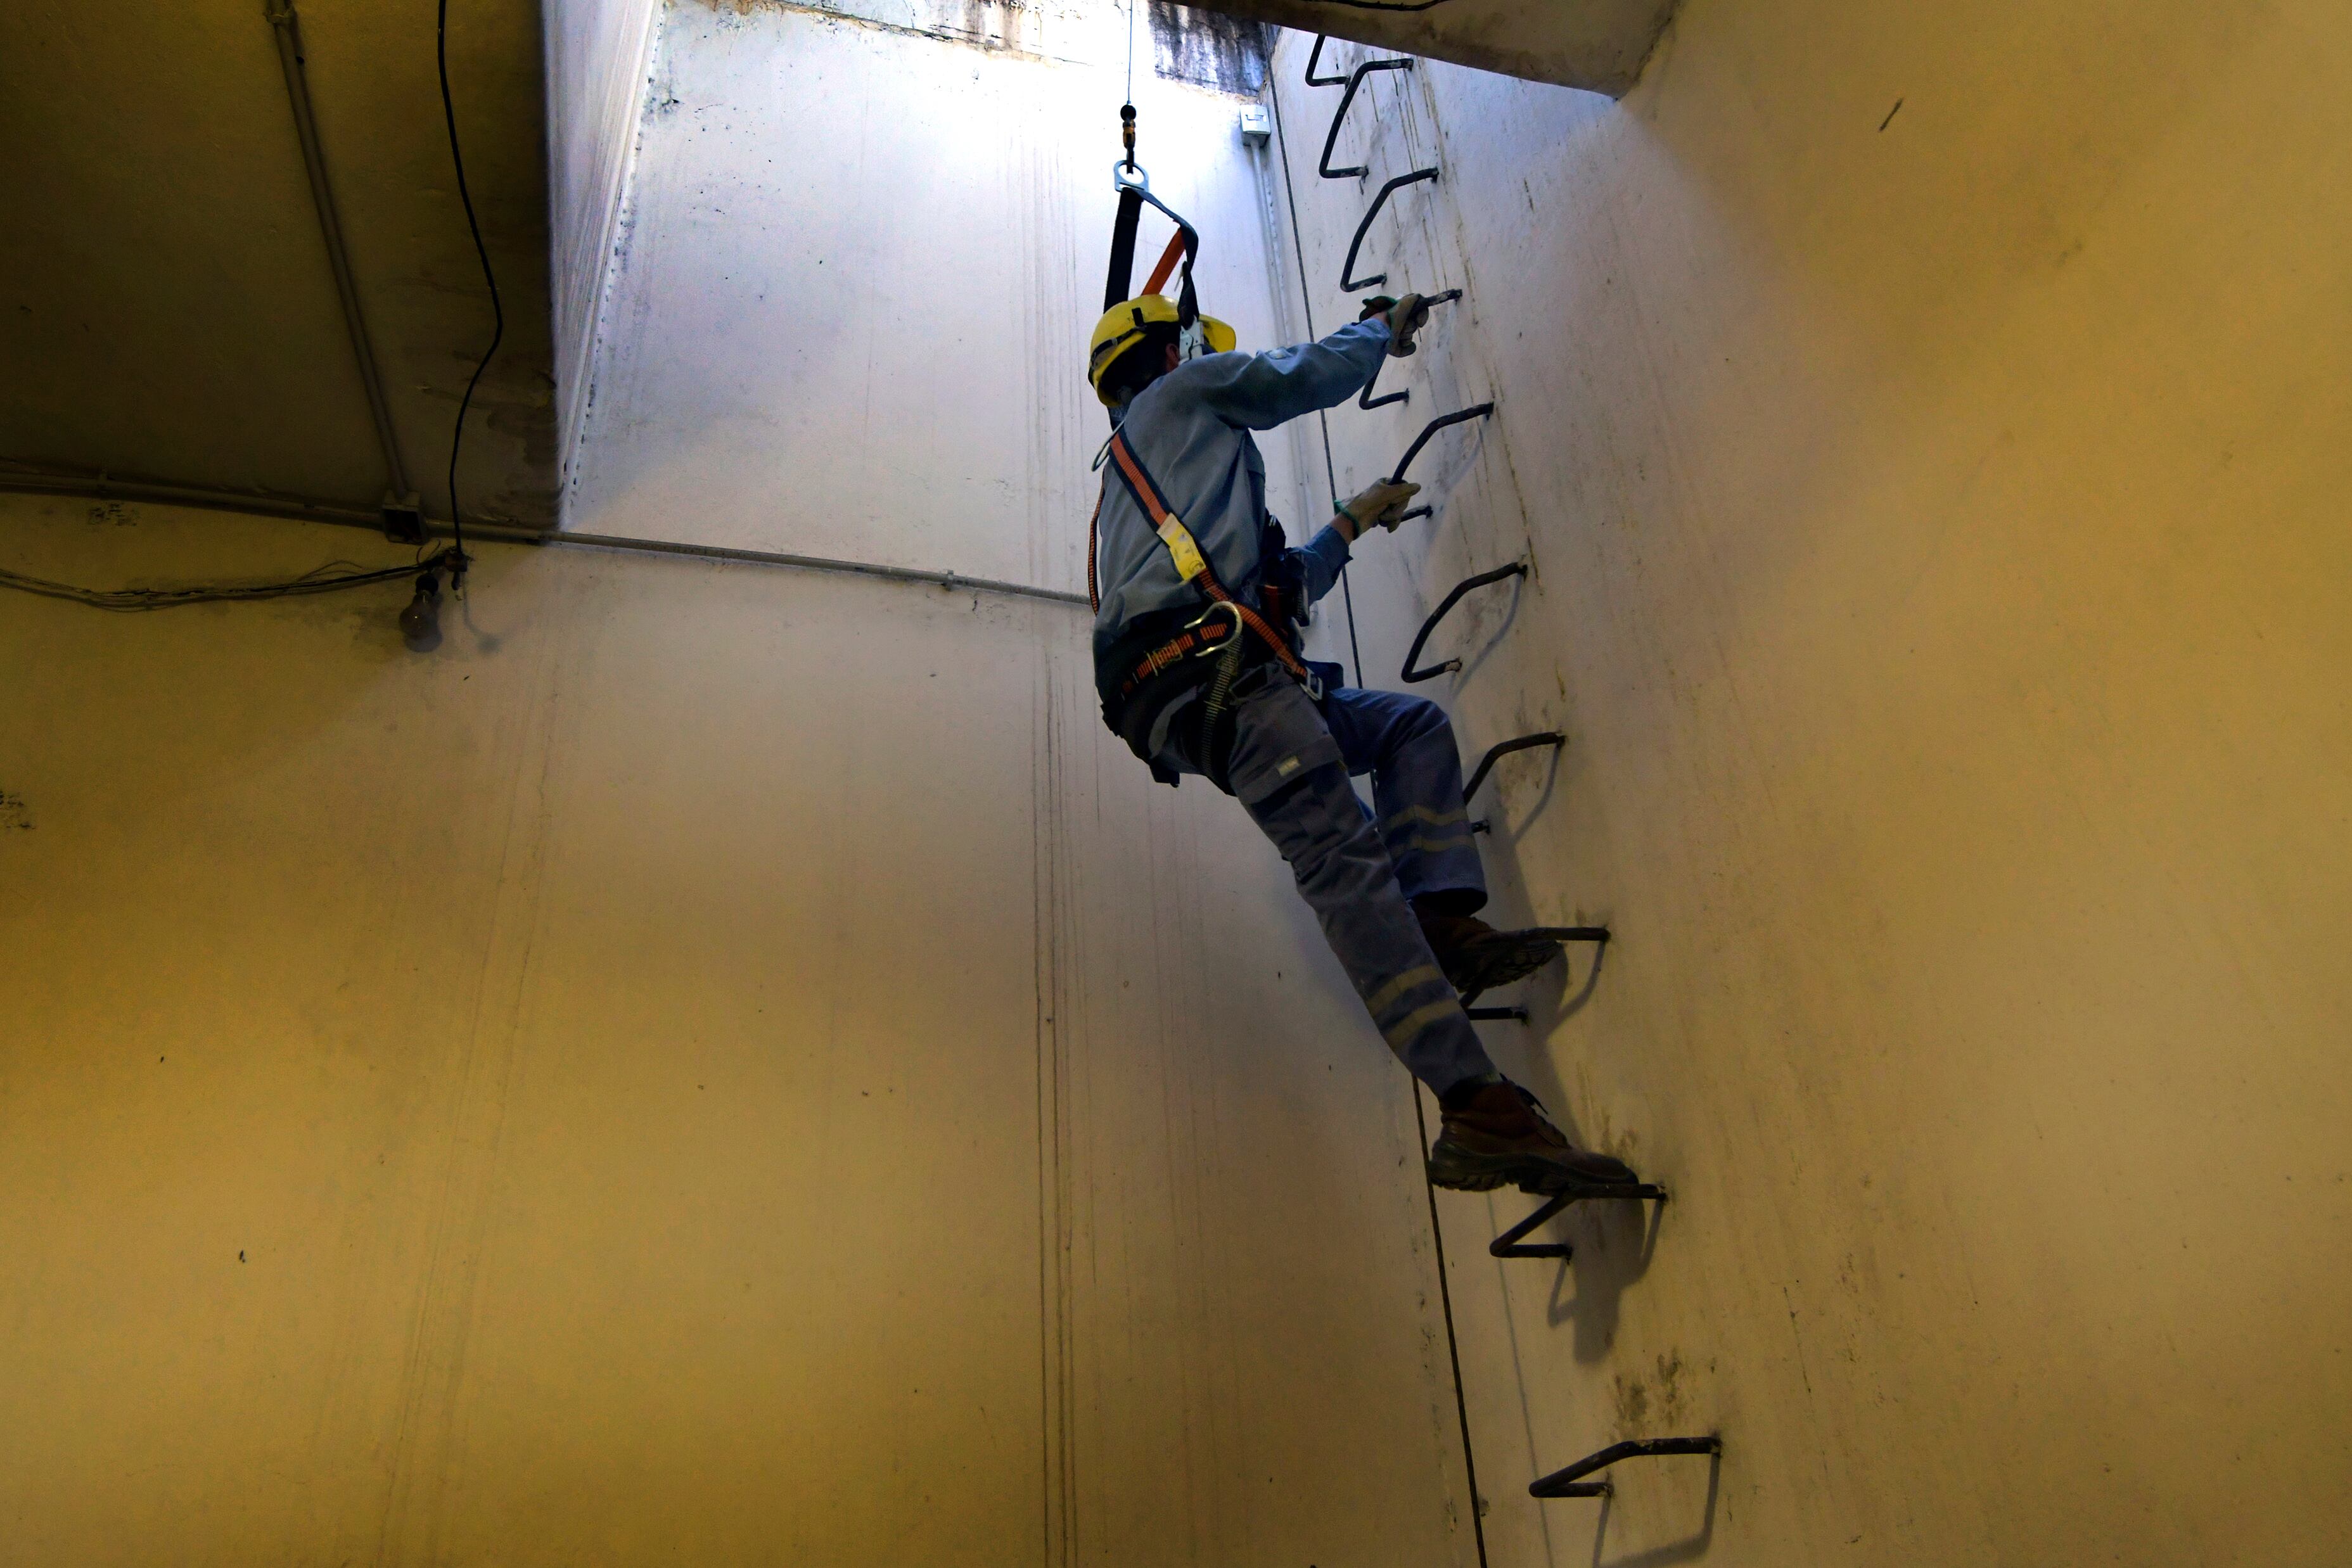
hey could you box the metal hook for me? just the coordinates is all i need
[1304,33,1348,87]
[1390,401,1493,485]
[1530,1437,1721,1501]
[1320,58,1416,179]
[1357,288,1460,409]
[1341,169,1438,289]
[1400,561,1525,683]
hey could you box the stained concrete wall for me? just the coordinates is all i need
[1264,6,2352,1562]
[0,491,1477,1563]
[8,8,1502,1558]
[14,0,2350,1560]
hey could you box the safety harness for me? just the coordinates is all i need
[1090,429,1320,789]
[1100,431,1310,687]
[1087,104,1315,787]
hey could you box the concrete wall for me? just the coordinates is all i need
[6,10,1508,1559]
[565,0,1325,585]
[0,491,1478,1563]
[548,0,665,493]
[14,0,2349,1560]
[1265,5,2352,1563]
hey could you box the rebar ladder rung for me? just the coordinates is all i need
[1341,169,1438,290]
[1488,1173,1661,1263]
[1401,559,1524,683]
[1390,402,1494,485]
[1463,730,1562,801]
[1359,288,1462,410]
[1529,1436,1721,1500]
[1319,57,1415,179]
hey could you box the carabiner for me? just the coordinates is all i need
[1184,598,1244,654]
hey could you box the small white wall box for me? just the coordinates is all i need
[1239,105,1271,146]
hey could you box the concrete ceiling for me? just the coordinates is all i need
[0,0,557,530]
[1182,0,1678,94]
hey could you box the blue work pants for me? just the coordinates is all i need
[1158,672,1497,1097]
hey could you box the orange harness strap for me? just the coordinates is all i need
[1140,228,1188,298]
[1102,431,1310,684]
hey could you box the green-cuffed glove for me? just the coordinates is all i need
[1338,478,1422,540]
[1360,292,1431,356]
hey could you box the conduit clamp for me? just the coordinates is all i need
[1358,288,1462,409]
[1530,1437,1722,1500]
[1401,560,1525,683]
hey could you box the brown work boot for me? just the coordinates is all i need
[1416,910,1564,997]
[1427,1081,1639,1193]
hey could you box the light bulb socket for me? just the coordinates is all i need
[399,569,443,652]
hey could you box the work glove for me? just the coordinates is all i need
[1359,292,1432,357]
[1338,478,1422,540]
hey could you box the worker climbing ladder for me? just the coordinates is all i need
[1290,32,1726,1519]
[1082,65,1720,1529]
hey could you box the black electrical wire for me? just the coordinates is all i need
[436,0,502,589]
[0,549,456,611]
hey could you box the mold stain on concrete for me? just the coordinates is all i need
[1147,3,1269,96]
[703,0,1058,64]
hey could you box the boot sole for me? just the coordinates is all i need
[1442,938,1563,998]
[1427,1145,1639,1195]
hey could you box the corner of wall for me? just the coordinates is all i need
[551,0,665,526]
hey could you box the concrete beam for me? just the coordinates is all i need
[1185,0,1679,95]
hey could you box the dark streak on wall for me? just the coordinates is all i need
[1149,2,1271,96]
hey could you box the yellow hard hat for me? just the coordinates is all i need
[1086,295,1236,405]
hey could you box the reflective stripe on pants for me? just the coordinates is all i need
[1160,673,1498,1097]
[1317,684,1488,912]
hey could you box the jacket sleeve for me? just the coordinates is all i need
[1296,523,1353,606]
[1180,319,1391,430]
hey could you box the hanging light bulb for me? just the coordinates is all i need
[399,568,443,651]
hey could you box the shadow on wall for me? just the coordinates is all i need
[1542,1183,1662,1359]
[1583,1450,1722,1568]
